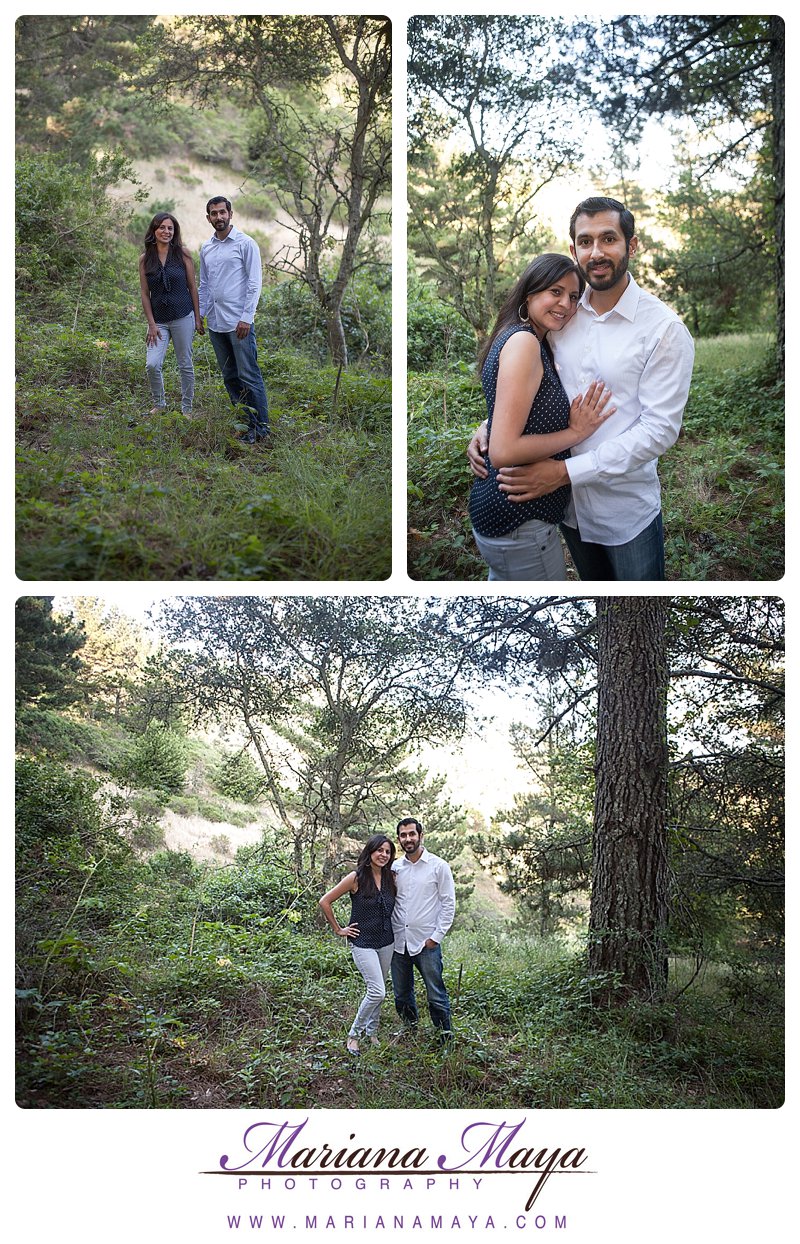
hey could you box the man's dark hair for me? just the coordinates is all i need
[397,817,423,835]
[206,195,232,214]
[569,196,636,246]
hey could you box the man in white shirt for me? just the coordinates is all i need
[468,196,695,579]
[199,196,270,444]
[391,817,456,1038]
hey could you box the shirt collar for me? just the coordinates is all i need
[208,225,241,244]
[398,846,429,866]
[580,273,640,323]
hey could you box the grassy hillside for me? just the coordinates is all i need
[15,710,783,1111]
[17,100,392,581]
[16,314,390,580]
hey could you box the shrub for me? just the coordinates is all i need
[407,279,478,372]
[16,148,140,305]
[261,267,392,374]
[124,723,188,794]
[16,756,102,848]
[214,751,264,803]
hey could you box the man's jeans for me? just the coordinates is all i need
[145,311,195,413]
[561,512,665,581]
[391,944,452,1033]
[208,326,269,435]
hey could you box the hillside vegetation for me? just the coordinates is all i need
[16,703,783,1111]
[16,21,391,581]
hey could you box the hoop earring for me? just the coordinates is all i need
[518,302,529,322]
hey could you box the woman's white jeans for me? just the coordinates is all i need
[349,943,395,1037]
[145,310,195,413]
[473,518,567,581]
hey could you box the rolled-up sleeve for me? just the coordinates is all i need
[239,237,263,324]
[198,244,209,319]
[432,861,456,943]
[566,320,695,486]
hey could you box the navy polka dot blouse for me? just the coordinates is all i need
[146,251,194,325]
[469,324,572,537]
[349,884,396,949]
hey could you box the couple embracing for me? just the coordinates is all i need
[320,818,455,1054]
[468,195,696,582]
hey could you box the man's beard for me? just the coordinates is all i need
[582,252,629,291]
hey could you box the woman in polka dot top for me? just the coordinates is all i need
[469,253,614,580]
[139,212,203,418]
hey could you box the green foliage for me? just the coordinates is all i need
[408,332,783,581]
[123,723,188,794]
[408,17,580,336]
[16,314,391,580]
[163,793,255,828]
[406,369,486,580]
[195,851,310,927]
[15,793,783,1109]
[474,723,594,934]
[15,26,392,582]
[407,279,478,371]
[660,350,783,579]
[653,168,773,336]
[16,706,129,772]
[15,597,86,708]
[16,756,103,848]
[16,148,141,308]
[214,751,265,803]
[340,269,392,374]
[15,15,153,154]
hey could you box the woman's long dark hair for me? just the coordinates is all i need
[477,253,585,372]
[354,833,397,899]
[142,212,185,276]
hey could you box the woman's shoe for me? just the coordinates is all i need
[346,1038,360,1056]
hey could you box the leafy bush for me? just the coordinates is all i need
[16,756,103,848]
[16,148,140,306]
[262,268,392,375]
[408,279,478,371]
[214,751,265,803]
[123,723,188,793]
[196,855,307,926]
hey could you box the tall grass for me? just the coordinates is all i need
[16,916,783,1110]
[16,318,391,580]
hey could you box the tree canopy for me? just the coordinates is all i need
[15,597,86,709]
[408,16,582,336]
[137,15,391,365]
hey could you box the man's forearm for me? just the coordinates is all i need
[497,458,570,500]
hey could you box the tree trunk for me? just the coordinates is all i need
[326,304,348,368]
[771,16,785,373]
[589,598,670,1004]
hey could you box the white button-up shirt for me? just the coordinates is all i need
[552,276,695,545]
[392,848,456,955]
[199,225,263,332]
